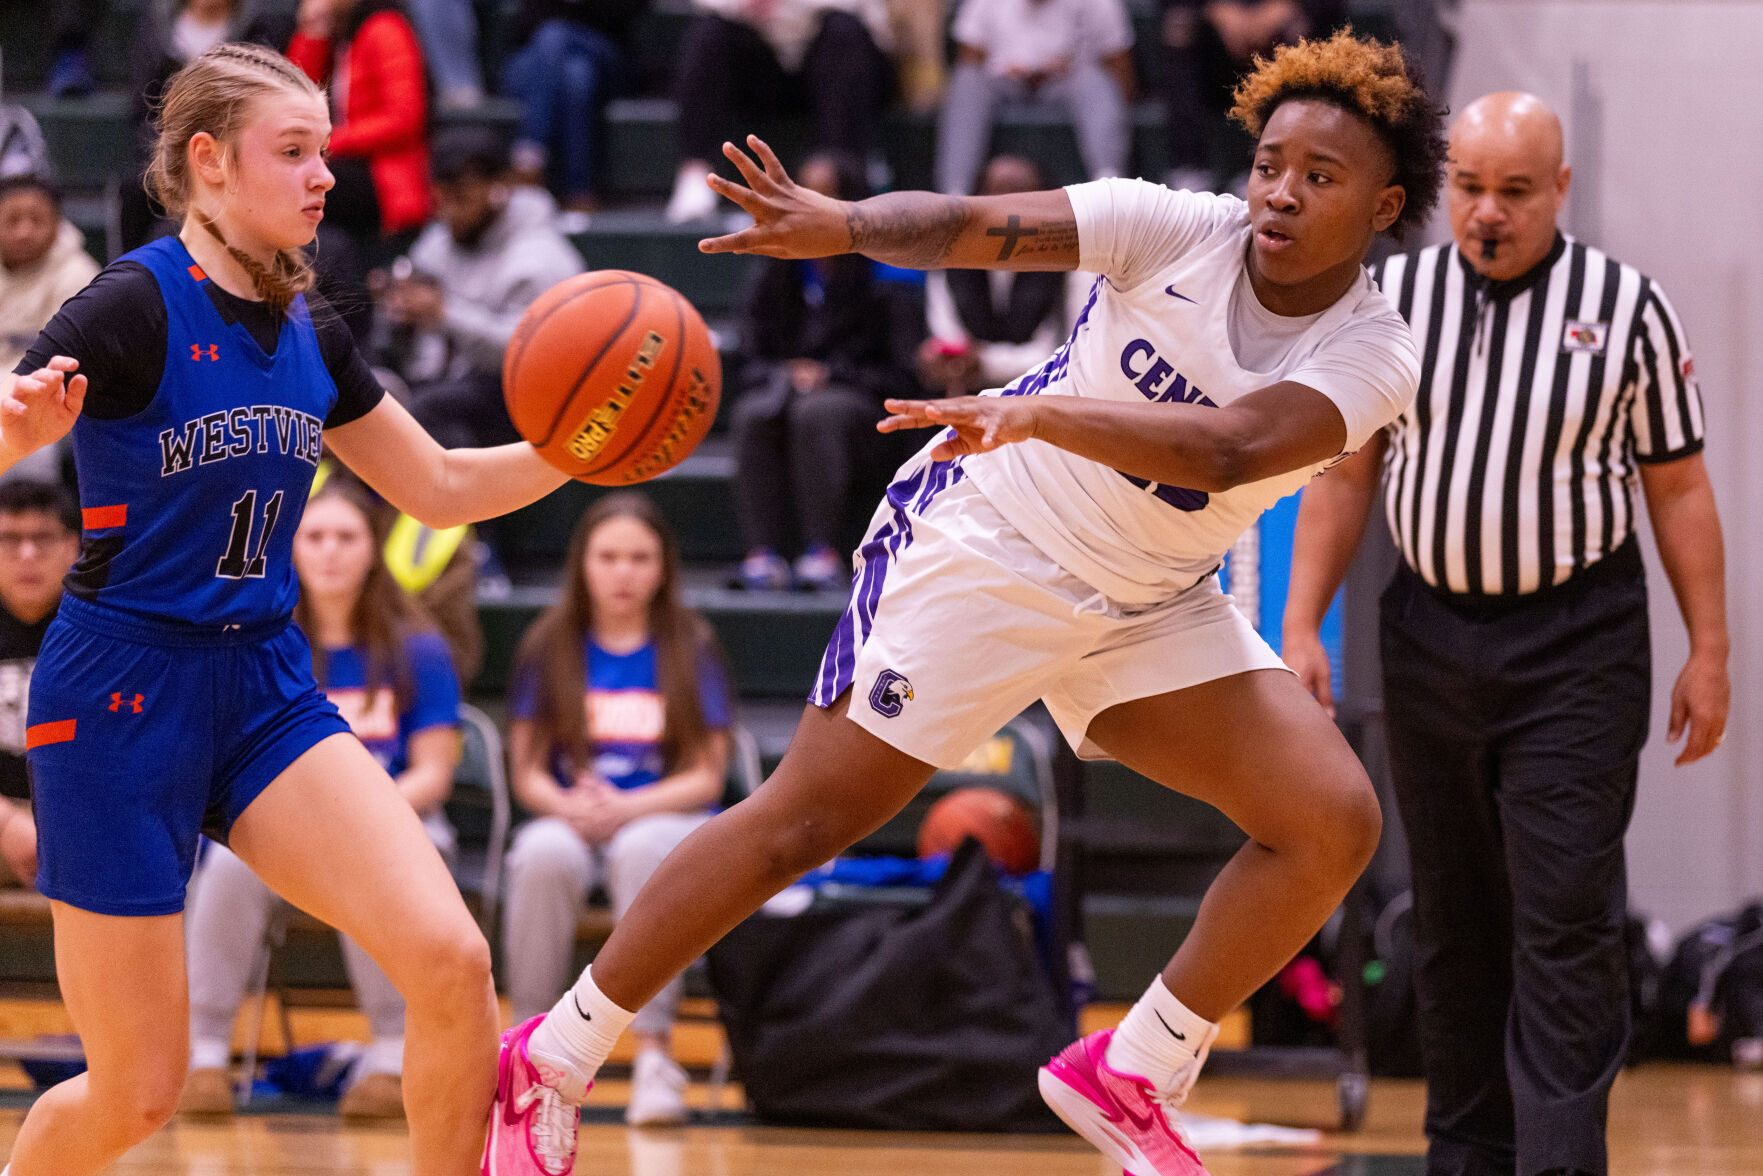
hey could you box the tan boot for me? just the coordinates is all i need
[177,1067,236,1117]
[339,1070,406,1120]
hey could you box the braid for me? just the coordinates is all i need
[197,213,313,315]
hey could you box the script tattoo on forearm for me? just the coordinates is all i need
[987,215,1077,261]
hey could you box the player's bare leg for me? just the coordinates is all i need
[4,907,190,1174]
[1089,667,1381,1016]
[1038,667,1378,1176]
[230,733,499,1176]
[589,690,937,1017]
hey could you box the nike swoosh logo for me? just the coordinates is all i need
[1164,286,1197,303]
[572,991,593,1022]
[1155,1011,1187,1041]
[1111,1088,1164,1135]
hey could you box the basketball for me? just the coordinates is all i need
[917,787,1040,875]
[503,271,721,484]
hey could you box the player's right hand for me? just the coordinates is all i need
[2,356,86,463]
[699,135,852,259]
[1281,628,1335,718]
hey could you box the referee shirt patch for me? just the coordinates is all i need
[1562,320,1610,354]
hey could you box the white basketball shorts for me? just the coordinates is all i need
[809,447,1289,768]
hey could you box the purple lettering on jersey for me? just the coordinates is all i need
[1118,340,1217,407]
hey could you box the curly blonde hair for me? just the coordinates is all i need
[1229,29,1448,241]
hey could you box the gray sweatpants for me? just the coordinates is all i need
[184,816,456,1077]
[934,60,1130,195]
[500,812,710,1031]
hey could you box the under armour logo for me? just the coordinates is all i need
[190,344,219,361]
[108,692,144,714]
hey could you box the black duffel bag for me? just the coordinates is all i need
[706,838,1072,1131]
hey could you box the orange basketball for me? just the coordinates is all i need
[503,271,721,484]
[917,787,1041,875]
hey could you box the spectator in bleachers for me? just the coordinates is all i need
[314,457,487,686]
[287,0,433,258]
[934,0,1134,196]
[1157,0,1345,192]
[404,0,486,108]
[729,150,925,592]
[378,126,583,452]
[180,476,463,1122]
[46,0,103,97]
[0,176,99,484]
[123,0,293,253]
[664,0,895,223]
[501,0,649,217]
[887,0,949,113]
[0,480,80,894]
[500,492,732,1127]
[919,154,1068,396]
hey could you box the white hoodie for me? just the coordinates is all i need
[404,186,585,378]
[0,219,100,376]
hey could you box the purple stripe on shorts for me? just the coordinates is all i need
[810,457,965,707]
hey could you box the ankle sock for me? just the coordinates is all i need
[1104,975,1220,1101]
[527,966,636,1101]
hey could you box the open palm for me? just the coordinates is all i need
[697,135,852,259]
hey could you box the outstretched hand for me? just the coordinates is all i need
[2,356,86,465]
[698,136,853,258]
[878,396,1038,462]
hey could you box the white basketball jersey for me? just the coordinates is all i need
[966,179,1421,605]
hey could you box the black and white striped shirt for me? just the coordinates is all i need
[1372,234,1704,596]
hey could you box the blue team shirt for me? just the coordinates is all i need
[511,638,730,792]
[320,632,460,776]
[68,238,339,629]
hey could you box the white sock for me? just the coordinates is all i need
[527,966,635,1101]
[1104,976,1220,1102]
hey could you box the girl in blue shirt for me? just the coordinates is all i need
[180,476,463,1121]
[1,44,569,1176]
[501,492,731,1128]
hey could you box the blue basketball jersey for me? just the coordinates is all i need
[68,237,336,629]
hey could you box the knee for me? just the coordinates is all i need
[401,922,494,1011]
[93,1056,187,1143]
[506,818,588,888]
[753,808,859,882]
[1316,774,1383,879]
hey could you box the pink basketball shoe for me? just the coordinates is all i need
[482,1015,583,1176]
[1038,1029,1210,1176]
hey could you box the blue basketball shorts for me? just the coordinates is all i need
[26,595,350,916]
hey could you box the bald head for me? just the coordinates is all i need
[1445,92,1571,280]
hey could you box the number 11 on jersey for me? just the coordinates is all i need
[216,489,284,579]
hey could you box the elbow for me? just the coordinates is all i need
[1197,429,1259,492]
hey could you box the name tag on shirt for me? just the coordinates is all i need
[1562,320,1610,355]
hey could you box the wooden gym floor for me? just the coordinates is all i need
[1,997,1759,1174]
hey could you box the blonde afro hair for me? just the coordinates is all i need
[1229,29,1448,240]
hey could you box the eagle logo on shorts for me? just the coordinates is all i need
[869,669,914,718]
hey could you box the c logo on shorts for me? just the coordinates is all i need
[868,669,914,718]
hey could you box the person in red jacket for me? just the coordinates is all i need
[288,0,432,257]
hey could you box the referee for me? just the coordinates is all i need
[1283,92,1729,1176]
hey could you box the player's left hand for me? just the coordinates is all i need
[698,135,852,259]
[1667,649,1729,765]
[879,395,1037,461]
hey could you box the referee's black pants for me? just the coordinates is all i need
[1379,543,1650,1176]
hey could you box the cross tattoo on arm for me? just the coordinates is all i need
[986,215,1040,261]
